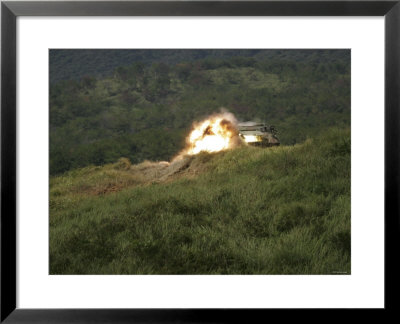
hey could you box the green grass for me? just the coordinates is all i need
[50,128,350,274]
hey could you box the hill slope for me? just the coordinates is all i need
[50,128,351,274]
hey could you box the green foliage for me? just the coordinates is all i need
[50,128,351,274]
[50,49,350,83]
[50,50,350,175]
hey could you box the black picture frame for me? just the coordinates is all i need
[1,0,399,322]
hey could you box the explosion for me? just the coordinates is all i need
[241,134,260,143]
[180,113,241,157]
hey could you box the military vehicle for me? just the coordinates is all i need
[238,122,280,147]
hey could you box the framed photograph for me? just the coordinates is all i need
[1,0,399,321]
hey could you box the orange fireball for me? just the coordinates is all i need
[184,114,239,155]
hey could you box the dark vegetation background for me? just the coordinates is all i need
[50,49,350,175]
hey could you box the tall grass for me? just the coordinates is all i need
[50,128,350,274]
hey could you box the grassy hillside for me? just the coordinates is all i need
[50,128,350,274]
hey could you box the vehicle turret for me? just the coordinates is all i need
[238,122,280,147]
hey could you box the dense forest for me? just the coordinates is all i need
[50,49,349,83]
[50,49,350,175]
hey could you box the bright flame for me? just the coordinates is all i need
[183,113,240,156]
[243,135,261,143]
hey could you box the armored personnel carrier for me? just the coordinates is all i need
[238,122,280,147]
